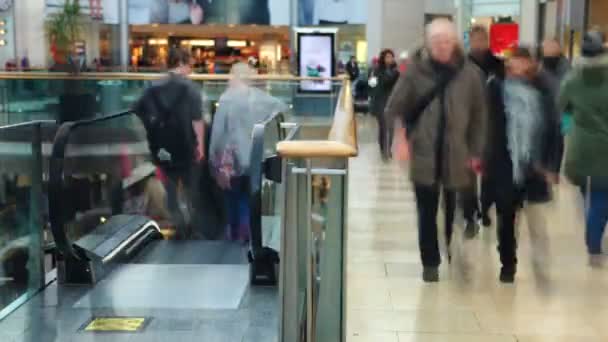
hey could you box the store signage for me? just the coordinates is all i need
[297,31,335,92]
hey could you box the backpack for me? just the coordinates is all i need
[137,83,196,169]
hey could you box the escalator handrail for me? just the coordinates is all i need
[248,111,288,259]
[249,111,285,194]
[48,110,134,260]
[0,120,56,130]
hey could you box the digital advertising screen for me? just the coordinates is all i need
[298,33,335,92]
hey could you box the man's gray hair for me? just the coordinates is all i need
[426,18,458,41]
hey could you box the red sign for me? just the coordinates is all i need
[490,23,519,55]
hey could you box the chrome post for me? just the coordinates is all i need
[305,158,315,342]
[279,159,299,342]
[341,159,349,342]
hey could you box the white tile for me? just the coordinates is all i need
[347,117,608,341]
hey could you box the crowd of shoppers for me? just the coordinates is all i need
[374,18,608,283]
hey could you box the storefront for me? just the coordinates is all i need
[128,24,290,74]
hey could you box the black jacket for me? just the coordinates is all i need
[485,73,561,203]
[346,61,360,81]
[370,64,399,116]
[133,73,203,168]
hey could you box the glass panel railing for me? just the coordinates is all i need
[0,74,342,125]
[0,121,54,320]
[49,96,295,285]
[279,80,355,342]
[60,113,150,246]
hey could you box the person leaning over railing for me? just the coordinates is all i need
[559,31,608,266]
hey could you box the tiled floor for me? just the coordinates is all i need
[346,116,608,342]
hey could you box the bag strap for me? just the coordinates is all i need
[404,67,462,131]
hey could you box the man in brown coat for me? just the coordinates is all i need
[385,19,488,282]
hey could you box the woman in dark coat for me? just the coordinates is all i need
[369,49,400,160]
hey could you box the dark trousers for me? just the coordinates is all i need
[414,184,467,267]
[481,177,496,216]
[377,113,393,158]
[163,164,202,240]
[495,183,520,272]
[443,187,478,246]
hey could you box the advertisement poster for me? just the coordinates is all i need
[127,0,288,25]
[298,33,334,92]
[298,0,367,26]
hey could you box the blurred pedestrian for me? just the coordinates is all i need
[133,48,205,240]
[370,49,399,161]
[209,63,287,242]
[559,31,608,266]
[494,47,560,283]
[385,19,488,282]
[346,55,360,97]
[541,38,570,172]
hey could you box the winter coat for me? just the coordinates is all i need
[369,64,399,117]
[384,48,488,189]
[559,55,608,189]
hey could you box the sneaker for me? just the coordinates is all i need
[499,267,516,283]
[464,220,479,239]
[422,267,439,282]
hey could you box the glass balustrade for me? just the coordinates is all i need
[0,74,342,125]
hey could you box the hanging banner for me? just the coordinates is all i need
[298,0,367,26]
[127,0,288,25]
[46,0,289,26]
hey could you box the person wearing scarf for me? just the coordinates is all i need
[495,47,560,283]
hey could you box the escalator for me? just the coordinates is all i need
[46,109,285,314]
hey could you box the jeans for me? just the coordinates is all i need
[163,164,202,240]
[223,188,250,241]
[223,176,250,241]
[581,187,608,254]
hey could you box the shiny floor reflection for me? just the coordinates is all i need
[347,116,608,342]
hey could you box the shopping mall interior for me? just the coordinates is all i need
[0,0,607,341]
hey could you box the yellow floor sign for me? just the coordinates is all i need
[84,317,147,332]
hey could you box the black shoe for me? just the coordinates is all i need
[422,267,439,282]
[464,220,479,239]
[481,213,492,227]
[499,268,516,283]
